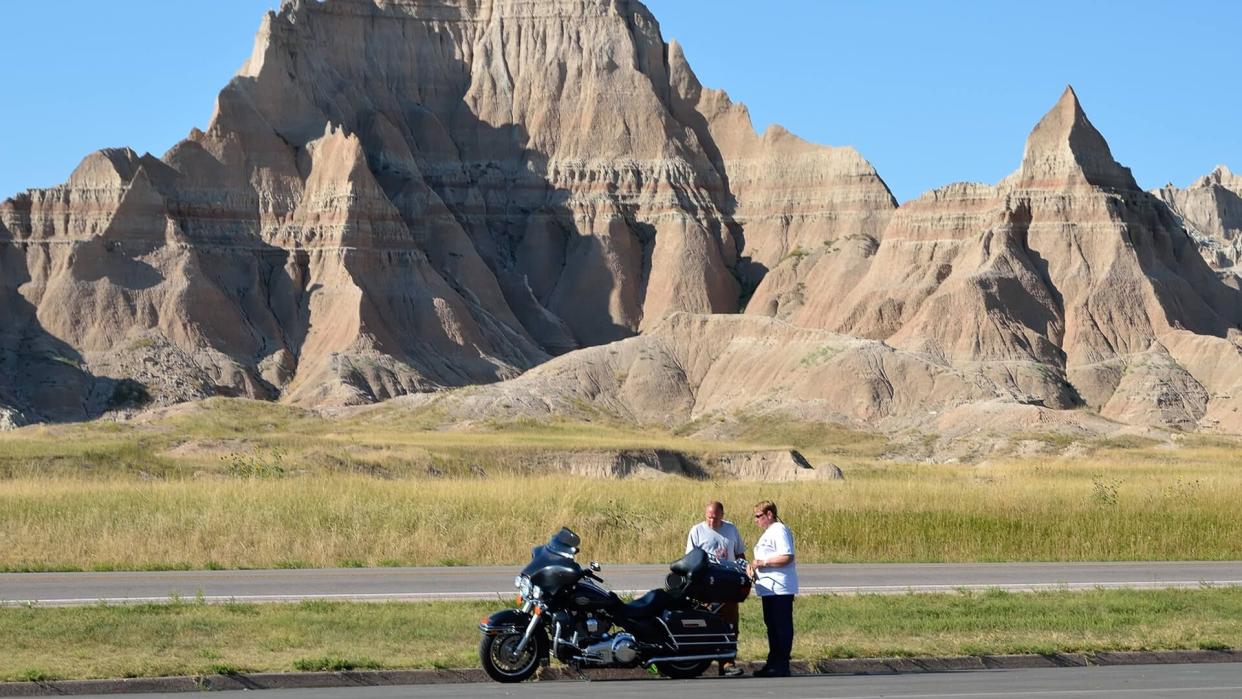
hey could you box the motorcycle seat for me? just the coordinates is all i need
[669,548,708,577]
[622,588,676,618]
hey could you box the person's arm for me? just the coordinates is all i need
[755,525,794,568]
[685,527,696,555]
[752,554,792,568]
[733,527,746,561]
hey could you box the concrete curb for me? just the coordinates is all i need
[810,649,1241,674]
[1,649,1238,696]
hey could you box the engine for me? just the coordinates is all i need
[580,633,640,667]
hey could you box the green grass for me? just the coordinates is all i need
[0,589,1238,682]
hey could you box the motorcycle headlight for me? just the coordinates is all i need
[530,584,543,600]
[517,576,538,599]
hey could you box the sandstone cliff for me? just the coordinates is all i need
[1154,166,1242,281]
[0,0,889,423]
[3,2,1240,438]
[744,88,1242,432]
[431,88,1242,434]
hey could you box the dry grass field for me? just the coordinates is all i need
[1,399,1240,571]
[3,399,1240,682]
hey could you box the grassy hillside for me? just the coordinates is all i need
[0,398,867,480]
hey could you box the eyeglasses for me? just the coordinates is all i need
[753,512,765,519]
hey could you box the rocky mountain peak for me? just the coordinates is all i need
[4,0,894,423]
[1156,162,1242,276]
[66,148,146,188]
[5,1,1242,438]
[1193,164,1241,190]
[1013,85,1137,190]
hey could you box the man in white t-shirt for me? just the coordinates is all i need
[746,499,797,677]
[685,500,746,677]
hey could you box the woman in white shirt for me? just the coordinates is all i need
[746,499,797,677]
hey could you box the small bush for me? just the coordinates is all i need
[107,380,152,410]
[19,668,50,683]
[221,448,287,479]
[1091,476,1121,506]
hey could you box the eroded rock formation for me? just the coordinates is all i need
[741,88,1242,432]
[2,1,1239,437]
[0,0,887,423]
[404,311,1051,429]
[422,89,1242,434]
[1154,166,1242,281]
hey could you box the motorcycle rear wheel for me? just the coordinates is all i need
[479,631,544,683]
[654,659,713,679]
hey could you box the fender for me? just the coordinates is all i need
[479,608,536,636]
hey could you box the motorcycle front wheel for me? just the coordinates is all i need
[479,631,545,683]
[654,659,713,679]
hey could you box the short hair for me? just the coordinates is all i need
[754,500,779,520]
[706,501,724,514]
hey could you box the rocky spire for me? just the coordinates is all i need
[1192,164,1242,190]
[1013,86,1137,190]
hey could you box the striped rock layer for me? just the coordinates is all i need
[746,88,1242,431]
[405,91,1242,435]
[2,3,1238,435]
[0,0,890,421]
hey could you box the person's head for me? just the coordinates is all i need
[704,501,724,530]
[752,500,779,529]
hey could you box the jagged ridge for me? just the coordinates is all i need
[445,87,1242,433]
[0,0,890,422]
[2,2,1239,437]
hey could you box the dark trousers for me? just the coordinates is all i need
[761,594,794,672]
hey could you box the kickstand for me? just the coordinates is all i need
[567,662,591,682]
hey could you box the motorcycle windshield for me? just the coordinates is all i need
[521,539,583,596]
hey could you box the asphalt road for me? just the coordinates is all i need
[3,561,1241,606]
[55,664,1242,699]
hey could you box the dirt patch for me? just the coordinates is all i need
[505,450,686,479]
[499,449,840,481]
[162,439,252,459]
[705,450,843,481]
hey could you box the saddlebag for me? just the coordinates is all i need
[670,559,752,604]
[661,608,737,653]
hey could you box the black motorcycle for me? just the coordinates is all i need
[478,527,751,683]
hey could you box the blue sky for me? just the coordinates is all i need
[1,1,1238,203]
